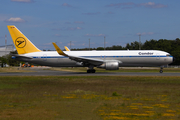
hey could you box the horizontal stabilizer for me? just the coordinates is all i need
[11,54,33,59]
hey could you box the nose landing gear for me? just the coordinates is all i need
[159,67,163,73]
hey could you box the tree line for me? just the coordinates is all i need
[0,38,180,66]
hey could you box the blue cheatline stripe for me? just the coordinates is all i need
[31,55,171,59]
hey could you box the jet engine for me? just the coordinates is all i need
[98,61,120,70]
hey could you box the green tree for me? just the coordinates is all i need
[0,56,7,67]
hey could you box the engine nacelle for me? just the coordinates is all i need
[76,62,84,66]
[98,61,119,70]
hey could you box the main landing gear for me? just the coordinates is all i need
[159,67,163,73]
[87,69,96,73]
[87,65,96,73]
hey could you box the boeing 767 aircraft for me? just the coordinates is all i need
[7,25,174,73]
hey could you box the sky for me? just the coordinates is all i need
[0,0,180,50]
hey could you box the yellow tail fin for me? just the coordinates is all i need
[7,25,41,54]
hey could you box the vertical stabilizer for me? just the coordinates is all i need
[7,25,41,54]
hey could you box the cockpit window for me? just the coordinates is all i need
[166,54,171,57]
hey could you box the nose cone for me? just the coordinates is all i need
[173,57,176,62]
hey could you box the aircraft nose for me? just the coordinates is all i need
[173,57,176,62]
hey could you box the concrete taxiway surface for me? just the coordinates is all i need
[0,69,180,76]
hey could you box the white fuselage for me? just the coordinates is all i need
[14,50,173,67]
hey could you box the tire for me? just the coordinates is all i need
[159,70,163,73]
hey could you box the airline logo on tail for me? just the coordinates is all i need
[7,25,41,54]
[15,37,26,48]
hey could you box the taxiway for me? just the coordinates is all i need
[0,69,179,76]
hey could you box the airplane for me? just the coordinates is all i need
[7,25,174,73]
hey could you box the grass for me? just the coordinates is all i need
[0,76,180,119]
[0,67,34,73]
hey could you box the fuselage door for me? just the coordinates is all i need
[156,53,160,60]
[43,54,47,61]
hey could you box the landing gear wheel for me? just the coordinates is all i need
[87,69,90,73]
[87,69,96,73]
[92,69,96,73]
[159,70,163,73]
[159,67,163,73]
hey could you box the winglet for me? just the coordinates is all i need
[64,46,70,51]
[52,42,67,56]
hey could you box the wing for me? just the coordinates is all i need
[52,42,104,66]
[68,56,104,66]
